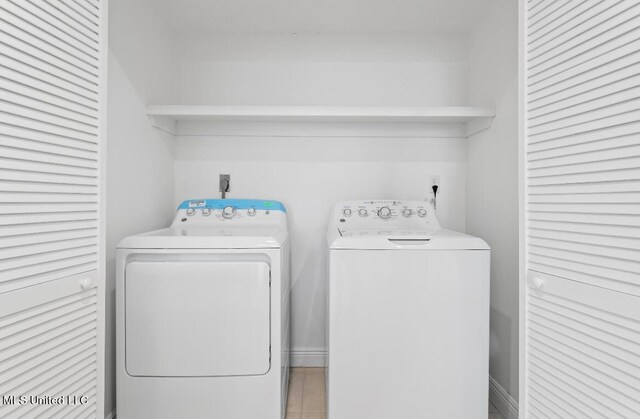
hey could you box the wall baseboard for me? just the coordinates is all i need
[489,375,518,419]
[291,348,327,367]
[105,409,116,419]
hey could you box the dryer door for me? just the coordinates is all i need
[125,261,270,377]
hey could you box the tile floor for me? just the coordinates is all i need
[286,368,505,419]
[286,368,326,419]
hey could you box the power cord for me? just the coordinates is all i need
[221,178,230,199]
[432,184,438,210]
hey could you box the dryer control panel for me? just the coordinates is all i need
[170,199,287,228]
[332,200,440,237]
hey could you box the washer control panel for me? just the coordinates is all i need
[334,200,440,237]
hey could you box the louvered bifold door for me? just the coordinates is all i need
[0,0,106,418]
[522,0,640,418]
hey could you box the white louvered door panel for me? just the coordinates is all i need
[0,0,106,417]
[0,276,100,418]
[522,1,640,417]
[525,273,640,419]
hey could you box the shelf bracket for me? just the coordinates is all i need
[148,114,177,136]
[465,116,495,138]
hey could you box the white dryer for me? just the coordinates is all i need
[116,199,290,419]
[327,200,490,419]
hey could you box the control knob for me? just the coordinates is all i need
[402,209,412,217]
[202,208,211,216]
[186,208,196,216]
[343,208,352,217]
[417,208,427,217]
[247,207,256,216]
[358,208,368,217]
[222,206,236,219]
[378,206,392,219]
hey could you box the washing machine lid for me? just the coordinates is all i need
[330,228,489,250]
[117,227,287,249]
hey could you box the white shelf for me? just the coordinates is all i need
[147,105,495,138]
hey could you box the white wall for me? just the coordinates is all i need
[175,34,468,106]
[106,0,177,415]
[466,0,519,405]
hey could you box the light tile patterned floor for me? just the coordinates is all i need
[286,368,505,419]
[286,368,326,419]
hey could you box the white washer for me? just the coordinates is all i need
[327,200,490,419]
[116,199,290,419]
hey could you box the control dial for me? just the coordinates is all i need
[222,206,236,219]
[342,208,352,217]
[358,208,368,217]
[186,208,196,216]
[417,208,427,217]
[202,208,211,216]
[247,207,256,216]
[402,209,413,217]
[378,206,392,219]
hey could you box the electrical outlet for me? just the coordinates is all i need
[429,175,440,188]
